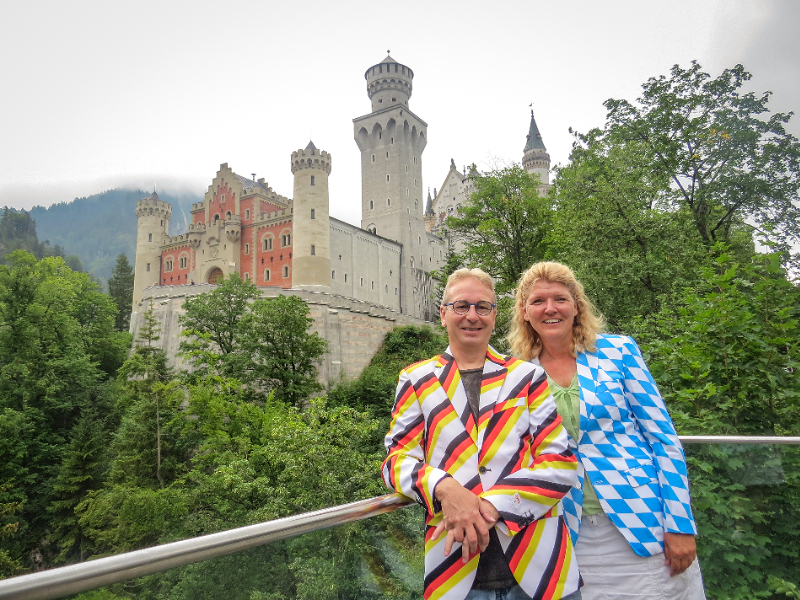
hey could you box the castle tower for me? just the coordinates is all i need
[522,110,551,194]
[291,141,332,290]
[133,191,172,307]
[354,54,429,318]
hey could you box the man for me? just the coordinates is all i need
[383,268,582,600]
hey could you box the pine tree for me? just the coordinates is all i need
[107,254,134,331]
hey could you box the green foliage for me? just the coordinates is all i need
[582,61,800,248]
[180,278,327,407]
[0,481,25,578]
[236,295,328,407]
[108,254,134,332]
[429,241,464,307]
[633,249,800,436]
[445,165,553,295]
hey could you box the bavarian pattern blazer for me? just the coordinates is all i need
[545,334,698,557]
[383,346,581,600]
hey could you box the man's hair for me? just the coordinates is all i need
[508,261,604,360]
[441,268,496,305]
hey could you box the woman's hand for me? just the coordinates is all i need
[663,532,697,576]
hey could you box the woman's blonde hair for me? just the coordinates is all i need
[441,268,496,305]
[508,261,605,360]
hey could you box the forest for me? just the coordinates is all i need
[0,61,799,599]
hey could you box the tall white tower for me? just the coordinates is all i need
[354,54,429,318]
[291,141,332,291]
[522,110,551,195]
[133,191,171,308]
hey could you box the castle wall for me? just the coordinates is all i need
[131,284,436,383]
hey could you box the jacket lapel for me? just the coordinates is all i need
[477,347,508,449]
[576,344,600,439]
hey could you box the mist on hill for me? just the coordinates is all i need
[28,188,202,286]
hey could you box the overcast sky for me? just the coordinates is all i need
[1,0,797,230]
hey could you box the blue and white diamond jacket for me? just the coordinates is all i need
[544,334,698,557]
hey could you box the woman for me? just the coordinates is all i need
[508,261,704,600]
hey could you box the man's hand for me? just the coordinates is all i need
[430,478,495,563]
[663,532,697,576]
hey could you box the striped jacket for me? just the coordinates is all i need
[382,346,580,600]
[543,334,698,557]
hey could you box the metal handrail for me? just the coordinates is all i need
[1,436,799,600]
[679,436,800,444]
[0,493,413,600]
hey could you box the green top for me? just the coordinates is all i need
[547,373,603,515]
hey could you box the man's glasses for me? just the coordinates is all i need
[444,300,496,316]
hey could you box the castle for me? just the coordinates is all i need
[132,54,550,380]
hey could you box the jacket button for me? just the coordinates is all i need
[479,466,487,474]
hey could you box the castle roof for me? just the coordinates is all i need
[381,54,397,64]
[524,110,547,152]
[305,140,317,153]
[235,173,267,191]
[150,191,160,200]
[425,189,434,215]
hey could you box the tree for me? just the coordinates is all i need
[600,62,800,247]
[236,295,328,407]
[107,254,134,331]
[179,275,260,377]
[445,165,554,295]
[429,240,464,307]
[552,138,711,328]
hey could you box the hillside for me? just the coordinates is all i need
[29,188,202,285]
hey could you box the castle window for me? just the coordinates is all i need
[245,209,250,220]
[371,281,374,290]
[386,175,390,182]
[418,236,421,245]
[344,274,348,283]
[406,188,409,196]
[283,266,289,278]
[331,270,335,280]
[413,156,417,165]
[414,179,417,187]
[379,99,382,104]
[263,237,273,251]
[360,278,363,287]
[160,220,163,226]
[281,233,291,247]
[379,131,382,138]
[165,259,173,272]
[369,200,374,210]
[387,198,390,206]
[405,165,408,172]
[410,257,415,269]
[179,256,188,269]
[415,201,419,211]
[244,272,249,281]
[146,263,151,272]
[245,243,250,255]
[386,151,389,159]
[392,98,396,102]
[148,233,152,242]
[265,269,271,281]
[311,245,315,256]
[311,176,315,186]
[385,285,388,293]
[372,154,375,163]
[395,287,398,295]
[391,137,394,143]
[311,209,315,219]
[214,214,220,223]
[226,211,232,220]
[221,195,225,203]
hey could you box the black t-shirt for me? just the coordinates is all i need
[459,368,517,590]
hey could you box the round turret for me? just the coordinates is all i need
[291,142,332,291]
[133,191,172,312]
[364,54,413,113]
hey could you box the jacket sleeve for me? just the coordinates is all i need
[480,366,578,535]
[620,336,698,535]
[381,368,450,515]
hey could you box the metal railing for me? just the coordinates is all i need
[1,436,798,600]
[0,494,413,600]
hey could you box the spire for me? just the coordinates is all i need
[524,110,547,152]
[305,140,317,154]
[425,189,434,215]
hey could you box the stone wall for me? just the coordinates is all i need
[131,283,436,384]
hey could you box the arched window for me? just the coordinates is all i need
[165,259,173,272]
[265,269,271,281]
[331,270,335,280]
[282,265,289,278]
[263,236,273,251]
[226,211,232,220]
[179,256,188,269]
[281,233,291,247]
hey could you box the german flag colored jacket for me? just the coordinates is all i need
[382,346,580,600]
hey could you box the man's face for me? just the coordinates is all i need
[440,278,496,353]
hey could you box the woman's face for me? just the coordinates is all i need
[522,280,578,350]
